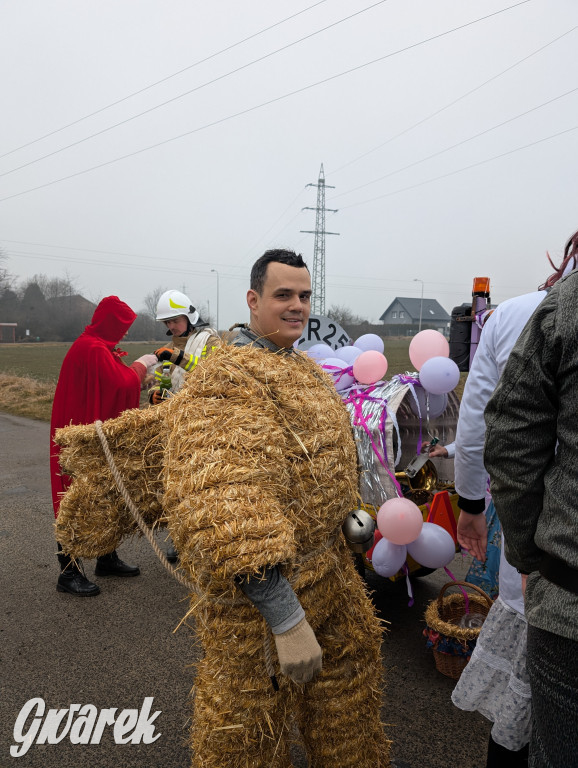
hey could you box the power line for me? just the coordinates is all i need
[0,0,390,181]
[5,248,248,281]
[339,123,578,210]
[330,24,577,175]
[241,15,568,260]
[332,84,578,200]
[0,0,331,161]
[5,248,245,274]
[236,187,308,264]
[0,0,531,205]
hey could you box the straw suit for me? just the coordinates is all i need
[54,339,390,767]
[163,340,389,767]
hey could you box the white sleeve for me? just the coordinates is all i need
[454,313,499,502]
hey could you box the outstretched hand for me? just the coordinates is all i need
[154,346,174,362]
[427,444,449,458]
[457,511,487,562]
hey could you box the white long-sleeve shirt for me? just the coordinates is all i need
[454,289,546,613]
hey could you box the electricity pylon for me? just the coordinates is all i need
[300,163,339,316]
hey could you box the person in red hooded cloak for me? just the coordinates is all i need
[50,295,157,596]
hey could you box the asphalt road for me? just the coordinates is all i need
[0,412,490,768]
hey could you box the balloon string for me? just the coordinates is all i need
[393,375,424,454]
[444,566,470,614]
[402,563,414,607]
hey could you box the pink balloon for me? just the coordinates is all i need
[353,333,385,354]
[409,330,450,371]
[407,522,456,569]
[352,350,388,385]
[419,356,460,395]
[371,537,407,578]
[322,358,355,391]
[377,497,424,545]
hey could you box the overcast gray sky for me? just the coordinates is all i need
[1,0,576,329]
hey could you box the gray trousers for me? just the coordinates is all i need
[527,624,578,768]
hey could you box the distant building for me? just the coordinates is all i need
[379,297,450,334]
[0,322,17,342]
[47,294,96,316]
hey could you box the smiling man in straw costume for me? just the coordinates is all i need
[54,249,390,767]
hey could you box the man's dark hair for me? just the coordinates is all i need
[250,249,309,294]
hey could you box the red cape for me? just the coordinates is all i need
[50,296,141,517]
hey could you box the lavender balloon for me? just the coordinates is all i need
[353,333,385,354]
[419,356,460,395]
[407,522,456,569]
[409,387,448,419]
[307,343,332,361]
[334,345,363,364]
[322,358,355,391]
[371,537,407,578]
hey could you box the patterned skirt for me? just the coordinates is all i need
[451,596,531,751]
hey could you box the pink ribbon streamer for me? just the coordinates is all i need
[342,385,404,497]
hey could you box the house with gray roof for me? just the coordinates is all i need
[379,297,450,334]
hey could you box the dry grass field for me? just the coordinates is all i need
[0,338,465,422]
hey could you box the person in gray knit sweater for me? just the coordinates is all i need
[484,264,578,768]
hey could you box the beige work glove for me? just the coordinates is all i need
[274,617,322,684]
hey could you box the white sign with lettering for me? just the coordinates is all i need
[296,315,351,351]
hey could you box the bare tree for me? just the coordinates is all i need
[20,272,78,300]
[327,304,365,326]
[195,300,215,328]
[141,286,168,320]
[0,250,14,293]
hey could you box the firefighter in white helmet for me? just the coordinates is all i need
[150,290,221,561]
[150,290,220,403]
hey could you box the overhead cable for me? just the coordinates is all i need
[0,0,331,161]
[330,24,577,175]
[0,0,390,180]
[0,0,532,204]
[332,84,578,199]
[339,123,578,210]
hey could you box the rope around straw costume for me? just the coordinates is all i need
[94,419,281,683]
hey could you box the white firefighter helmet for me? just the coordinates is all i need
[156,290,199,325]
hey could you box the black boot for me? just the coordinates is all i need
[166,541,178,563]
[95,550,140,577]
[57,546,100,597]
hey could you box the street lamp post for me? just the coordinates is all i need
[413,278,424,332]
[211,269,219,331]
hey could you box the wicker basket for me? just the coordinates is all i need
[423,581,493,680]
